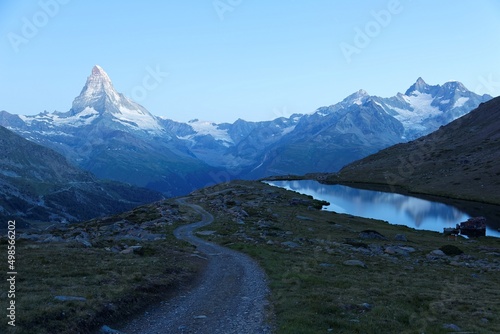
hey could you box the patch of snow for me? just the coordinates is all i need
[188,120,233,143]
[51,107,100,126]
[440,99,450,104]
[372,101,386,110]
[391,92,441,130]
[353,97,364,105]
[21,108,100,127]
[115,104,162,131]
[281,125,296,136]
[453,97,469,108]
[37,131,74,137]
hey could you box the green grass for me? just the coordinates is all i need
[0,200,204,334]
[189,180,500,333]
[2,180,499,333]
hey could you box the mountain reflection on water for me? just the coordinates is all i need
[267,180,500,238]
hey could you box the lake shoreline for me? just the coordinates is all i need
[265,179,500,238]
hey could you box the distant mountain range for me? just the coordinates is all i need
[0,125,162,228]
[0,66,492,195]
[331,96,500,205]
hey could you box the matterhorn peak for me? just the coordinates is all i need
[66,65,162,131]
[90,65,112,83]
[83,66,117,99]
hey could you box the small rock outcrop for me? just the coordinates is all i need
[359,230,388,240]
[343,260,367,268]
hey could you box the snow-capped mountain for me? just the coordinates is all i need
[0,66,492,194]
[20,65,163,132]
[300,77,490,141]
[371,77,489,139]
[1,66,217,196]
[243,78,491,177]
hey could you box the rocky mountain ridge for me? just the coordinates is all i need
[0,126,162,228]
[0,66,491,194]
[329,96,500,205]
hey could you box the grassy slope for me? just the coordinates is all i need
[0,201,204,334]
[188,180,500,334]
[327,97,500,205]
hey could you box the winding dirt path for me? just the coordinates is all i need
[120,198,272,333]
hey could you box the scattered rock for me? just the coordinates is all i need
[344,238,368,248]
[110,246,122,253]
[360,303,373,310]
[384,246,397,255]
[42,235,65,243]
[281,241,300,248]
[319,263,334,268]
[343,260,367,268]
[384,246,415,257]
[442,323,462,331]
[76,235,92,248]
[296,215,313,221]
[368,244,384,254]
[394,234,407,241]
[398,246,415,253]
[196,230,217,236]
[193,315,207,319]
[54,295,87,302]
[120,245,143,254]
[429,249,446,257]
[359,230,387,240]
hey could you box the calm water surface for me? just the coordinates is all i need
[267,180,500,238]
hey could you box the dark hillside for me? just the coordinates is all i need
[0,126,161,228]
[329,97,500,204]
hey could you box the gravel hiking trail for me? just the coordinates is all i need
[120,197,272,334]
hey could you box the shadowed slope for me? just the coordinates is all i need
[330,97,500,204]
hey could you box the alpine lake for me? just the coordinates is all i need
[266,180,500,238]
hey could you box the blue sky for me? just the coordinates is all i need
[1,0,499,123]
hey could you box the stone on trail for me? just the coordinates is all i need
[54,295,87,302]
[343,260,367,268]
